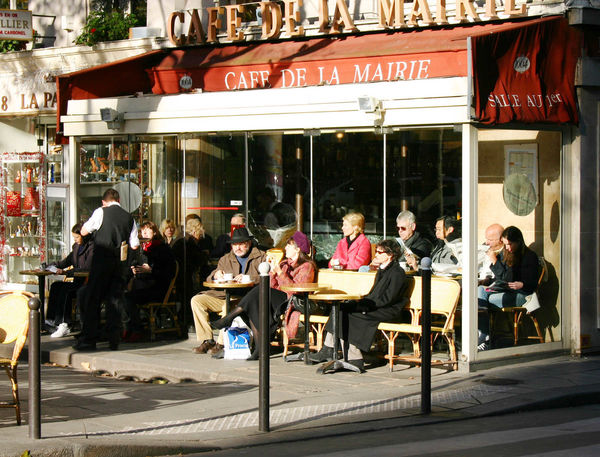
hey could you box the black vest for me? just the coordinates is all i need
[94,205,134,260]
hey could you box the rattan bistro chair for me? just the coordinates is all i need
[499,257,547,345]
[0,291,33,425]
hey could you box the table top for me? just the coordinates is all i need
[19,269,54,277]
[73,271,90,278]
[203,281,255,289]
[309,292,364,301]
[280,283,326,293]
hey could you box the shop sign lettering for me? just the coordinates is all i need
[222,59,433,89]
[0,9,33,41]
[487,92,564,109]
[0,92,57,113]
[168,0,527,45]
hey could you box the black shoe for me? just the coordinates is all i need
[246,347,259,361]
[308,346,333,363]
[108,333,120,351]
[348,359,365,373]
[72,340,96,351]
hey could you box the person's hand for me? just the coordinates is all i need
[56,268,64,275]
[486,248,497,264]
[233,274,243,283]
[405,253,418,270]
[508,281,523,290]
[213,270,225,280]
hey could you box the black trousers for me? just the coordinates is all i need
[238,286,289,338]
[79,256,127,343]
[46,279,84,325]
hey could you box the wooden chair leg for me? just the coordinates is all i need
[6,365,21,425]
[513,310,522,345]
[530,315,545,343]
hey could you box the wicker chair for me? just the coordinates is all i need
[0,291,33,425]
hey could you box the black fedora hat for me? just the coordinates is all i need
[229,227,253,243]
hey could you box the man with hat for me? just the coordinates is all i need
[190,227,265,354]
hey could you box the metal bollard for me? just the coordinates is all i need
[258,261,271,432]
[28,296,41,439]
[420,257,432,415]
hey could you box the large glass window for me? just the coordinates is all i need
[77,136,171,227]
[386,129,463,242]
[477,129,561,350]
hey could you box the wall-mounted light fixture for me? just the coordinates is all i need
[357,96,384,126]
[100,108,124,130]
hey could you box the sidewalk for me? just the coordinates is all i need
[2,335,600,457]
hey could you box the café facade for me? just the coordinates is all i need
[57,1,600,369]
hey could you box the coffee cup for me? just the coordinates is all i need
[241,274,252,283]
[223,273,233,281]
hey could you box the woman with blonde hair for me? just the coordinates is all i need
[159,218,179,247]
[329,212,371,270]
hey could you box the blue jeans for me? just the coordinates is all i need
[478,285,527,344]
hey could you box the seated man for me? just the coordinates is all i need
[210,213,246,258]
[431,216,462,265]
[190,227,265,354]
[395,210,432,270]
[479,223,504,282]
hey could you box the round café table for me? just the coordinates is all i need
[280,282,328,364]
[308,291,365,374]
[19,269,54,324]
[203,280,256,315]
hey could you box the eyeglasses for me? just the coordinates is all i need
[397,226,408,231]
[375,249,386,255]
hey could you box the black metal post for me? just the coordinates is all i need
[28,296,41,439]
[258,262,271,432]
[420,257,432,415]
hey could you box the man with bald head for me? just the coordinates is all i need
[479,223,504,281]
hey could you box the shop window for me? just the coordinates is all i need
[180,134,247,249]
[385,129,463,242]
[77,136,170,228]
[478,129,561,350]
[312,132,384,266]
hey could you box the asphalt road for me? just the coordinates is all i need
[186,404,600,457]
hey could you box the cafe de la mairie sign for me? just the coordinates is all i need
[167,0,527,45]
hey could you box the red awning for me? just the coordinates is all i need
[472,16,581,124]
[56,49,169,141]
[57,16,580,140]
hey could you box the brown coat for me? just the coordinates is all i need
[204,246,266,299]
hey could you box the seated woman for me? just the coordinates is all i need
[172,217,210,311]
[159,218,180,248]
[477,226,539,350]
[329,212,372,270]
[310,239,408,372]
[211,231,316,360]
[123,221,177,342]
[45,223,94,338]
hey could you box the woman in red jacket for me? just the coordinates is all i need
[329,212,372,270]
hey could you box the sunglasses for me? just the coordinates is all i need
[397,226,408,231]
[375,249,387,254]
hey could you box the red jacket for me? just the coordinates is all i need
[329,233,372,270]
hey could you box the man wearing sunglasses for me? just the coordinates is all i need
[395,210,432,270]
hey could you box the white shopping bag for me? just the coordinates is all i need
[224,326,251,360]
[523,292,541,313]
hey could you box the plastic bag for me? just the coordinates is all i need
[224,326,251,360]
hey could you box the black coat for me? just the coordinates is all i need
[54,240,94,284]
[325,261,408,352]
[490,247,539,295]
[400,231,432,261]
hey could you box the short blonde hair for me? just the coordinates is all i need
[186,218,205,239]
[159,218,176,235]
[343,212,365,236]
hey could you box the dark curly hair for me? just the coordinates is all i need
[376,239,402,262]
